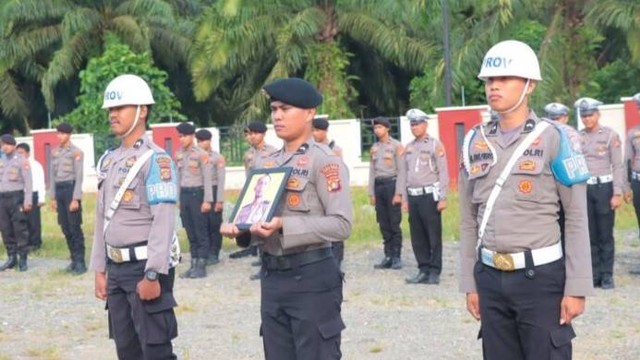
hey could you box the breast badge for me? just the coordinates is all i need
[518,180,533,194]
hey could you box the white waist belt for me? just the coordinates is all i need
[106,244,148,263]
[632,171,640,181]
[480,242,563,271]
[407,186,436,196]
[586,174,613,185]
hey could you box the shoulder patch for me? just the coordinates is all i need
[146,153,178,205]
[320,163,342,192]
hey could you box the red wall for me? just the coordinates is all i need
[436,108,486,188]
[624,99,640,132]
[151,124,180,157]
[31,129,59,188]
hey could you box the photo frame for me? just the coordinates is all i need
[229,167,292,230]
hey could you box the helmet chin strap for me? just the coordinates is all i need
[497,79,530,115]
[121,105,141,139]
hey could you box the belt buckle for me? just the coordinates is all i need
[109,247,123,263]
[493,253,515,271]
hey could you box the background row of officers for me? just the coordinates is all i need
[2,95,640,289]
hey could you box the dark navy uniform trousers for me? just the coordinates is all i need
[260,253,345,360]
[407,192,442,274]
[374,177,402,258]
[55,181,85,261]
[586,182,615,283]
[631,180,640,235]
[27,192,42,249]
[0,191,29,255]
[475,259,575,359]
[107,261,178,360]
[180,187,210,258]
[207,185,223,258]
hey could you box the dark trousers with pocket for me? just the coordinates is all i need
[106,261,178,360]
[0,191,29,255]
[27,192,42,249]
[374,178,402,257]
[180,187,210,258]
[260,255,345,360]
[631,180,640,236]
[407,192,442,274]
[207,186,223,258]
[55,182,85,262]
[475,259,575,360]
[586,183,615,281]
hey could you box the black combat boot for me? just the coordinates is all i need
[180,258,196,278]
[0,254,17,271]
[18,254,28,272]
[189,258,207,279]
[373,257,392,269]
[73,257,87,274]
[390,256,403,270]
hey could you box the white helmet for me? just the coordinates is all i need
[406,108,429,121]
[477,40,542,81]
[102,74,155,109]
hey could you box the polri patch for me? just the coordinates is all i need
[320,163,341,192]
[518,180,533,194]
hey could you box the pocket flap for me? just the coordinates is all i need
[550,325,576,348]
[318,315,345,340]
[143,293,177,314]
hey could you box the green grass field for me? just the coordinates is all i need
[30,186,638,260]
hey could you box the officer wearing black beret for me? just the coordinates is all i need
[56,122,73,134]
[372,117,391,129]
[245,122,268,134]
[222,77,352,359]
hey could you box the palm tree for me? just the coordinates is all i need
[587,0,640,65]
[0,0,191,115]
[190,0,436,121]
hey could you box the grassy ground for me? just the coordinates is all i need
[30,186,637,260]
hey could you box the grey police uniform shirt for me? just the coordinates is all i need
[243,143,278,176]
[624,125,640,191]
[580,125,624,195]
[174,145,214,203]
[458,113,593,297]
[49,143,84,200]
[397,135,449,200]
[368,137,404,196]
[250,138,353,256]
[0,152,33,207]
[90,135,178,274]
[207,150,226,202]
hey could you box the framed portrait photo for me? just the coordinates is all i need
[230,167,292,230]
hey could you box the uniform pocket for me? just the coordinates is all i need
[285,176,310,213]
[550,325,575,360]
[317,315,345,340]
[143,293,178,345]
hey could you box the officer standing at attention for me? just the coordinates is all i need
[16,143,46,251]
[195,128,226,265]
[576,97,624,289]
[459,40,593,359]
[312,116,344,267]
[624,93,640,241]
[221,78,352,359]
[398,108,448,285]
[369,117,404,270]
[0,134,33,271]
[230,121,278,261]
[91,74,179,359]
[174,122,213,279]
[50,122,87,273]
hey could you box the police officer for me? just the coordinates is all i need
[0,134,33,271]
[230,121,278,261]
[459,40,593,359]
[544,102,571,125]
[16,143,46,251]
[221,77,352,359]
[91,74,179,359]
[624,93,640,243]
[398,109,448,284]
[577,97,624,289]
[195,129,226,265]
[174,122,213,279]
[50,122,87,273]
[369,117,404,270]
[312,116,344,267]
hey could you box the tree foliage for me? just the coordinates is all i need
[61,33,184,134]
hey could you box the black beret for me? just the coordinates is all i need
[312,117,329,130]
[56,122,73,134]
[245,121,267,133]
[263,78,322,109]
[176,122,195,135]
[372,117,391,129]
[195,129,212,141]
[0,134,16,146]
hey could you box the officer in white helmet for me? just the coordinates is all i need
[397,108,449,284]
[544,102,571,125]
[458,40,593,359]
[575,97,624,289]
[90,74,180,359]
[625,93,640,250]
